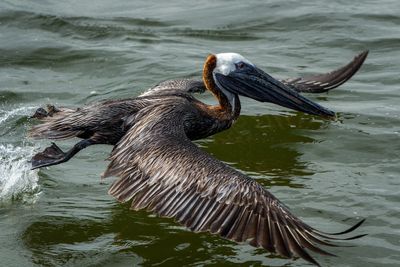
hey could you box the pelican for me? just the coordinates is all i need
[29,51,368,266]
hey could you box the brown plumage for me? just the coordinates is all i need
[28,51,368,266]
[282,50,369,93]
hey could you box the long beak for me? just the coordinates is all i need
[214,66,336,118]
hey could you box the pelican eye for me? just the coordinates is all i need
[236,62,246,70]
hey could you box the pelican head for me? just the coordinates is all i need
[211,53,335,117]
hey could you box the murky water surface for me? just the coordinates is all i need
[1,1,399,266]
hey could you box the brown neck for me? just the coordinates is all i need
[202,54,232,114]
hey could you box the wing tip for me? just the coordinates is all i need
[353,49,369,70]
[290,49,369,93]
[317,218,366,236]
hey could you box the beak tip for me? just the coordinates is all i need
[323,110,337,120]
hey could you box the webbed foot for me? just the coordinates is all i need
[31,143,66,170]
[31,105,60,119]
[31,107,48,119]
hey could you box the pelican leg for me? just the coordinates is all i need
[31,139,95,170]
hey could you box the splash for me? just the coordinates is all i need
[0,144,40,202]
[0,105,40,202]
[0,106,33,124]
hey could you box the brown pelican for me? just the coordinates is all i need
[29,51,368,266]
[29,50,368,164]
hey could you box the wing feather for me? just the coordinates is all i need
[103,97,364,266]
[282,50,368,93]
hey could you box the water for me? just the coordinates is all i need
[0,0,399,266]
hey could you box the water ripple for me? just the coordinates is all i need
[0,10,169,41]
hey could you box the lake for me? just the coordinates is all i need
[0,0,399,266]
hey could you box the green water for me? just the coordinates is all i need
[1,1,399,266]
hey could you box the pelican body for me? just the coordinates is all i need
[29,51,368,266]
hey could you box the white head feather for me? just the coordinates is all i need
[213,53,254,76]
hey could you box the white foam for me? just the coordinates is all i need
[0,105,40,202]
[0,144,40,202]
[0,106,33,124]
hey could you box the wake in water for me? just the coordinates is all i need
[0,106,40,202]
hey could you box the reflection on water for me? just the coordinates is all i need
[203,113,329,188]
[23,204,294,267]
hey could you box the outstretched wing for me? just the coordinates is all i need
[103,97,364,266]
[282,50,369,93]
